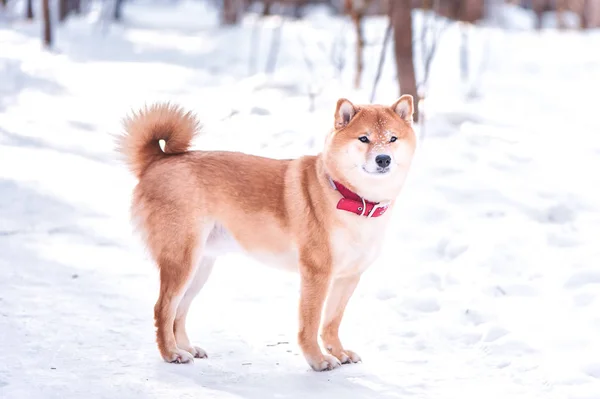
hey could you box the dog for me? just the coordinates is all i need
[117,96,417,371]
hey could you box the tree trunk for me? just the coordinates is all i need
[556,0,566,29]
[293,0,308,18]
[25,0,34,19]
[114,0,124,21]
[59,0,69,21]
[343,0,351,13]
[350,9,365,88]
[263,0,272,16]
[42,0,52,48]
[391,0,418,122]
[580,0,589,29]
[1,0,7,9]
[583,0,600,29]
[532,0,546,30]
[222,0,239,24]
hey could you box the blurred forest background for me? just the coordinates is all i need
[2,0,599,123]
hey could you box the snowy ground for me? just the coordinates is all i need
[1,2,600,398]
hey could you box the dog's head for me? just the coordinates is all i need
[323,96,417,202]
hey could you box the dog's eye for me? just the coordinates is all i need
[390,136,398,143]
[358,136,370,143]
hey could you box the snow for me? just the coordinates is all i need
[1,1,600,398]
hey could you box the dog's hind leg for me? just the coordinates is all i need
[173,257,215,359]
[153,232,205,364]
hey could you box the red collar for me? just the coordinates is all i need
[328,177,389,218]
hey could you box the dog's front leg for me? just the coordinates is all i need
[297,267,341,371]
[320,274,362,364]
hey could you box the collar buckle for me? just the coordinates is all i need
[367,201,389,218]
[359,197,367,216]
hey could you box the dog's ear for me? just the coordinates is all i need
[391,95,414,124]
[334,98,357,129]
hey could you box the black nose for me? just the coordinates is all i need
[375,154,391,168]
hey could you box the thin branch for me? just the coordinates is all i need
[420,2,433,73]
[417,16,449,93]
[416,0,448,142]
[347,0,373,89]
[370,20,392,103]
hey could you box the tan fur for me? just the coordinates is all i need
[117,96,416,370]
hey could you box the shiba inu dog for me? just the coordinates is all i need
[117,96,416,371]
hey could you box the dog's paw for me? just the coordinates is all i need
[325,343,362,365]
[163,349,195,364]
[308,354,342,372]
[187,346,208,359]
[337,349,361,364]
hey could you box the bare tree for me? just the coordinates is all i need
[345,0,372,89]
[580,0,589,28]
[25,0,34,19]
[418,1,449,95]
[526,0,600,30]
[532,0,546,29]
[1,0,7,8]
[391,0,418,122]
[114,0,125,21]
[263,0,273,15]
[59,0,69,21]
[370,20,392,102]
[58,0,82,22]
[580,0,600,29]
[292,0,308,18]
[42,0,52,47]
[556,0,566,29]
[223,0,241,24]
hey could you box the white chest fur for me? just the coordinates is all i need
[329,213,390,278]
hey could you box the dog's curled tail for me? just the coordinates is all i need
[117,102,200,180]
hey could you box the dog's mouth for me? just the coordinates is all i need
[362,166,391,175]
